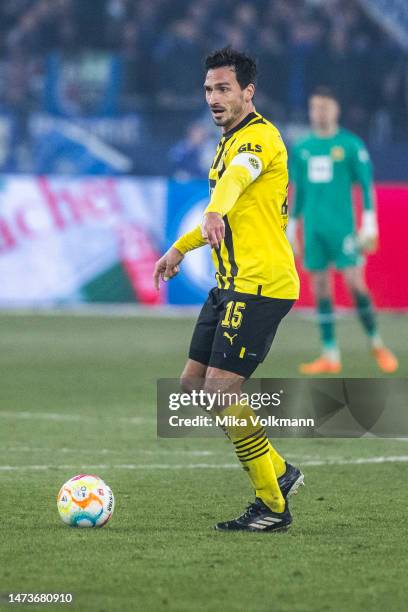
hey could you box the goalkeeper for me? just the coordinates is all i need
[288,87,398,374]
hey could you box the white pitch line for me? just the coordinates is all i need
[1,456,408,471]
[299,455,408,466]
[0,411,87,422]
[2,447,118,455]
[0,447,215,457]
[2,413,407,442]
[0,447,330,460]
[0,411,155,425]
[0,444,386,461]
[0,305,201,318]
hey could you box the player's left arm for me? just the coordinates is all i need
[351,138,378,252]
[203,163,256,248]
[203,135,272,248]
[287,144,304,256]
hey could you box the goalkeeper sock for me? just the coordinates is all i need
[220,403,285,513]
[317,297,338,357]
[352,291,381,345]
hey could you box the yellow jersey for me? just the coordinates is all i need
[173,111,299,300]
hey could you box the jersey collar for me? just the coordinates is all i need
[222,111,259,140]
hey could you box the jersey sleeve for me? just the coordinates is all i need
[204,165,254,216]
[172,225,207,254]
[350,136,374,211]
[289,144,305,219]
[205,127,280,217]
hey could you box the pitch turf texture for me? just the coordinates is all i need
[1,311,407,612]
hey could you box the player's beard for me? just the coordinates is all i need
[212,98,245,130]
[311,115,338,135]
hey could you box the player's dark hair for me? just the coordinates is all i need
[310,86,338,102]
[205,47,257,89]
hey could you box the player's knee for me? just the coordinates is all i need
[313,274,331,298]
[180,376,196,393]
[344,277,356,293]
[344,270,366,293]
[180,370,205,393]
[203,367,243,395]
[180,361,206,393]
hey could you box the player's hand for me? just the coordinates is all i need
[153,247,184,290]
[358,211,378,254]
[358,233,378,254]
[291,236,302,258]
[202,212,225,249]
[286,218,302,258]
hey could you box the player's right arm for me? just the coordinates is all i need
[287,144,305,256]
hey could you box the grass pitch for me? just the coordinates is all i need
[0,311,407,611]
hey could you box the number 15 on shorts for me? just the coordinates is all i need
[221,301,246,329]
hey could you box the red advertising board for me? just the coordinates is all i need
[295,184,408,309]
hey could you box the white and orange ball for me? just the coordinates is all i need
[57,474,114,528]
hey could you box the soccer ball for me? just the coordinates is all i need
[57,474,115,528]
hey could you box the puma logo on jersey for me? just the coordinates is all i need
[224,332,238,345]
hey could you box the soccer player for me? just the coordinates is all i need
[288,87,398,375]
[153,48,303,532]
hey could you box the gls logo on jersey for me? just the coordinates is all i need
[237,143,263,153]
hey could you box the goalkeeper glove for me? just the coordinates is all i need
[358,210,378,253]
[286,218,301,257]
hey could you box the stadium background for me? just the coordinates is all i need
[0,0,407,309]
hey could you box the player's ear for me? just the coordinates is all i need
[334,101,341,119]
[245,83,255,102]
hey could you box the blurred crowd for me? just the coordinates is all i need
[0,0,407,140]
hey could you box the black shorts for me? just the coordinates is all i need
[189,287,295,378]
